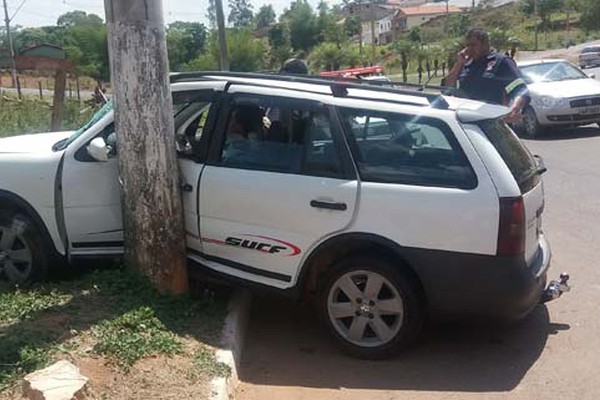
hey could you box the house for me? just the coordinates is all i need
[342,4,398,45]
[393,5,463,32]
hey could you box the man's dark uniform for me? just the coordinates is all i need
[458,51,529,106]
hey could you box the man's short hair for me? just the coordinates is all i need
[280,58,308,74]
[466,28,489,44]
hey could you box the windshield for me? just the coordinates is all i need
[581,47,600,54]
[519,62,588,84]
[53,101,114,151]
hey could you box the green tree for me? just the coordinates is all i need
[393,40,416,83]
[448,13,470,37]
[521,0,562,30]
[255,5,276,28]
[12,27,60,51]
[188,29,266,72]
[228,0,254,28]
[57,11,103,28]
[580,0,600,31]
[56,12,109,79]
[268,23,292,68]
[344,15,361,39]
[167,22,207,71]
[489,28,510,52]
[409,27,421,43]
[282,0,319,52]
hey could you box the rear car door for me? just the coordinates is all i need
[195,87,358,288]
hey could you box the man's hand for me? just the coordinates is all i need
[503,96,527,124]
[454,48,470,68]
[502,109,523,124]
[445,48,470,88]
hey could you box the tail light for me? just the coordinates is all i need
[497,197,526,257]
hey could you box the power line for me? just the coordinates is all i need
[9,0,26,21]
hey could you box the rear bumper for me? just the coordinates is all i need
[406,234,552,321]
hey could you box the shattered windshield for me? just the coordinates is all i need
[53,101,114,151]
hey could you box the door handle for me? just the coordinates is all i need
[310,200,347,211]
[181,183,193,192]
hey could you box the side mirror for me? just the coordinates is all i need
[87,137,109,162]
[589,73,596,79]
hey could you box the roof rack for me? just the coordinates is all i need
[170,71,451,110]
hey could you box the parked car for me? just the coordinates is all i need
[579,45,600,69]
[0,72,569,359]
[516,59,600,138]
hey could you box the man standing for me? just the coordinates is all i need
[445,28,529,123]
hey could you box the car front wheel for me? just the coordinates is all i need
[521,106,542,139]
[319,256,424,359]
[0,211,48,284]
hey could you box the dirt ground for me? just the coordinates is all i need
[517,40,600,63]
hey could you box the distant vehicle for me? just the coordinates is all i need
[578,45,600,69]
[516,59,600,138]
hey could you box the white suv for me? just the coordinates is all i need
[0,73,567,358]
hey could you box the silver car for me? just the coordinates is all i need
[516,59,600,137]
[579,45,600,69]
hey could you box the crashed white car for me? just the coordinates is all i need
[517,59,600,137]
[0,72,569,358]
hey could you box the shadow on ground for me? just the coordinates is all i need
[239,295,570,393]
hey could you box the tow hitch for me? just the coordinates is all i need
[541,273,571,303]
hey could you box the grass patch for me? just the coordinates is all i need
[0,287,71,326]
[0,95,99,138]
[0,268,229,393]
[193,347,231,379]
[93,306,182,369]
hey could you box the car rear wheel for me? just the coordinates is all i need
[318,256,424,359]
[0,211,48,284]
[521,106,542,139]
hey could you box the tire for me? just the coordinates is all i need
[318,255,424,359]
[520,106,542,139]
[0,211,48,284]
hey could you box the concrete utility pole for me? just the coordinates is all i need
[2,0,17,88]
[104,0,188,294]
[534,0,539,51]
[370,3,376,66]
[214,0,229,70]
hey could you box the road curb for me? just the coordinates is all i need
[210,289,252,400]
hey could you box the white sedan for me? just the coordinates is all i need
[516,59,600,137]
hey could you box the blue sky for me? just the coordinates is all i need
[7,0,341,28]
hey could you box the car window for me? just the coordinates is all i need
[173,90,216,156]
[217,96,345,178]
[478,119,538,193]
[339,108,476,189]
[519,62,588,83]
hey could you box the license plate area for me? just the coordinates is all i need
[579,106,600,115]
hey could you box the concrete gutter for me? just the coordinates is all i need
[211,289,253,400]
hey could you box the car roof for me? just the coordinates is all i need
[170,71,510,122]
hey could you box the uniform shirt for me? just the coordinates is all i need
[459,51,529,106]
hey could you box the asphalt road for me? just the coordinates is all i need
[237,125,600,400]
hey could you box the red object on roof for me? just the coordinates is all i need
[320,65,384,78]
